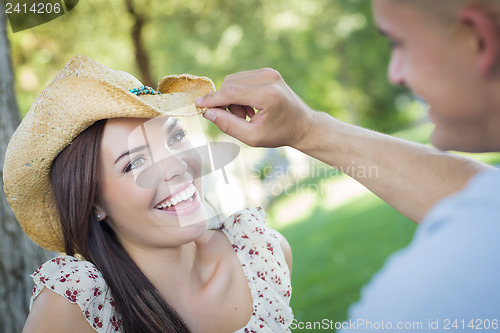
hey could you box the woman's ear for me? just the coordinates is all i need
[459,7,500,77]
[94,206,107,221]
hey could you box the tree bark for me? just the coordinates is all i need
[0,8,53,333]
[124,0,155,88]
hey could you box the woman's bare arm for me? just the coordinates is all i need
[23,287,95,333]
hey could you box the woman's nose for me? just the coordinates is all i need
[135,150,188,189]
[160,152,188,181]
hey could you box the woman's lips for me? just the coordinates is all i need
[155,184,195,209]
[154,184,201,216]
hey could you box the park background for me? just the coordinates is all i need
[1,0,500,332]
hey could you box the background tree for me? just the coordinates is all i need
[9,0,425,132]
[0,7,52,333]
[124,0,154,87]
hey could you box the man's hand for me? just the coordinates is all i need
[196,68,315,148]
[196,69,491,223]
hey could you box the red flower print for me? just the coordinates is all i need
[93,316,103,328]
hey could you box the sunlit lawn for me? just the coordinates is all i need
[266,122,500,332]
[268,190,417,332]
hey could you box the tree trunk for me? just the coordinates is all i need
[124,0,155,88]
[0,8,53,333]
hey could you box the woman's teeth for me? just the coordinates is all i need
[155,184,196,209]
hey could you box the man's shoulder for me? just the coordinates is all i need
[458,168,500,199]
[422,168,500,231]
[347,169,500,327]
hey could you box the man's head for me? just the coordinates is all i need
[390,0,500,22]
[373,0,500,152]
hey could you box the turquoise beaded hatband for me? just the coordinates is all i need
[129,86,161,96]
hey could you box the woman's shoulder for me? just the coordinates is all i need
[33,255,102,281]
[24,286,96,333]
[31,256,107,303]
[218,208,294,332]
[31,255,122,332]
[216,207,283,250]
[217,207,267,231]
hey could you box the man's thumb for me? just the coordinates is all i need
[203,109,253,144]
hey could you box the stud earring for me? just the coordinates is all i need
[97,214,101,219]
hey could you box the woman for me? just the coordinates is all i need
[3,56,293,332]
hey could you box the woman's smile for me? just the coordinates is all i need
[154,183,202,216]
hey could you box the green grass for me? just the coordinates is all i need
[268,192,417,332]
[265,122,500,332]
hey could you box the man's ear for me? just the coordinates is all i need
[459,7,500,77]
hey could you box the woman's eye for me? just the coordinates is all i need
[124,156,146,173]
[168,129,187,146]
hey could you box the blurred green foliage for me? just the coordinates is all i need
[8,0,424,133]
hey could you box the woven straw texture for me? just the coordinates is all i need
[2,55,215,252]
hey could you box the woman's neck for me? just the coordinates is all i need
[121,230,219,300]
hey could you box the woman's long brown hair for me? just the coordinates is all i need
[50,119,190,333]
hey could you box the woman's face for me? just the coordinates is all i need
[97,117,208,251]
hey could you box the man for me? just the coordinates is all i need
[196,0,500,331]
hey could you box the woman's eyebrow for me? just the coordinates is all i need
[113,119,180,165]
[114,145,147,165]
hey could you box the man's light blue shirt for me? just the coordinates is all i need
[342,169,500,332]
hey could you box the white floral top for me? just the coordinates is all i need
[30,256,121,331]
[30,208,293,332]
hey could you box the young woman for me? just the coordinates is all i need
[3,56,293,333]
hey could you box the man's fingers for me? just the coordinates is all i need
[223,67,283,85]
[203,108,256,145]
[196,68,284,110]
[228,104,253,120]
[244,105,257,118]
[196,84,264,110]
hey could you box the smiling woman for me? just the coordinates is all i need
[97,117,209,251]
[2,56,293,333]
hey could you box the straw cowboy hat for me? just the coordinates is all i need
[3,55,215,253]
